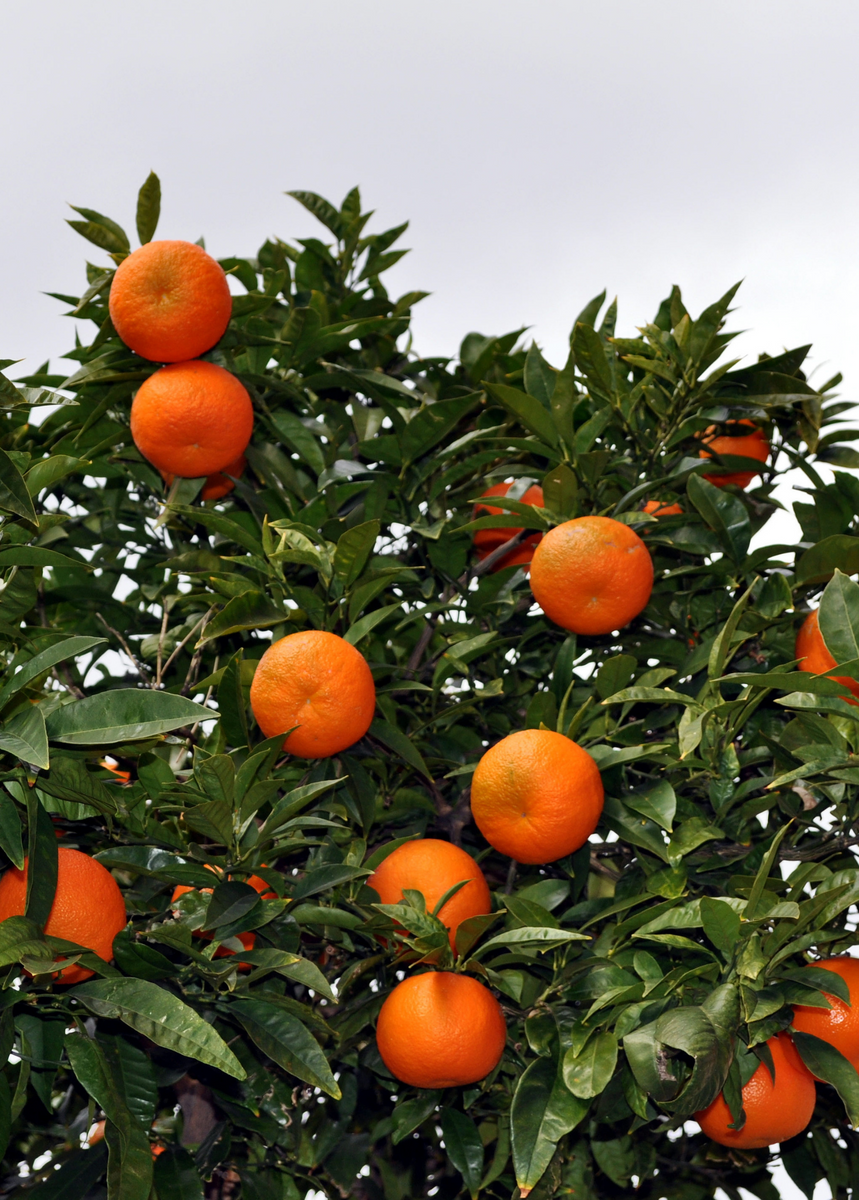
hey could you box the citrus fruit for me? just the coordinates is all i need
[796,609,859,703]
[109,240,232,362]
[694,1033,815,1149]
[698,419,769,489]
[161,453,247,502]
[250,630,376,758]
[529,515,653,635]
[791,956,859,1063]
[368,839,492,950]
[470,729,604,864]
[376,971,506,1087]
[473,482,544,572]
[0,848,126,984]
[171,867,275,968]
[130,360,253,478]
[642,500,683,517]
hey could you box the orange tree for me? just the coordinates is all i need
[3,175,859,1199]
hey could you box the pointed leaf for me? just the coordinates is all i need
[231,998,340,1097]
[45,689,214,745]
[136,171,161,244]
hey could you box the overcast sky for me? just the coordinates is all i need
[3,5,853,1193]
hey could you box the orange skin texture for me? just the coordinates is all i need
[699,420,770,489]
[470,729,604,865]
[795,609,859,704]
[376,971,506,1087]
[171,866,275,969]
[695,1034,815,1149]
[367,839,492,950]
[791,957,859,1064]
[529,516,654,635]
[474,483,544,572]
[0,848,126,984]
[642,500,683,517]
[131,360,253,478]
[250,630,376,758]
[161,453,247,501]
[109,240,232,363]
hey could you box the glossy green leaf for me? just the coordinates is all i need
[687,473,751,562]
[231,998,340,1097]
[0,705,49,768]
[511,1057,588,1196]
[45,689,214,744]
[136,171,161,244]
[200,591,284,644]
[485,382,558,446]
[0,446,37,524]
[0,635,106,709]
[562,1032,618,1099]
[793,1031,859,1124]
[441,1109,484,1200]
[819,569,859,666]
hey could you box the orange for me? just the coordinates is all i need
[367,839,492,950]
[161,453,247,501]
[529,515,653,635]
[86,1120,106,1146]
[250,630,376,758]
[470,729,604,865]
[171,866,275,969]
[130,360,253,479]
[694,1033,815,1149]
[0,848,126,984]
[698,419,769,489]
[791,957,859,1064]
[642,500,683,517]
[376,971,506,1087]
[109,240,232,363]
[473,482,544,572]
[795,609,859,704]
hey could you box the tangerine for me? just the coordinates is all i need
[250,630,376,758]
[698,420,769,489]
[130,360,253,478]
[0,848,126,984]
[791,956,859,1064]
[529,515,653,635]
[473,482,544,572]
[109,240,232,363]
[694,1033,815,1149]
[642,500,683,517]
[368,839,492,950]
[470,729,604,864]
[376,971,506,1087]
[795,609,859,703]
[171,866,275,968]
[161,453,247,502]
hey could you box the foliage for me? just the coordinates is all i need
[1,174,859,1198]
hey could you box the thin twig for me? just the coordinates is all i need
[96,613,151,683]
[155,604,170,688]
[504,859,518,895]
[159,607,216,685]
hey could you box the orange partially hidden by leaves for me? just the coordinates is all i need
[161,453,247,502]
[376,971,506,1087]
[250,630,376,758]
[642,500,683,517]
[529,515,653,635]
[171,866,275,968]
[796,609,859,704]
[367,839,492,950]
[131,360,254,479]
[0,848,126,984]
[471,729,604,864]
[698,419,769,489]
[791,956,859,1064]
[694,1033,815,1149]
[473,482,544,572]
[109,239,233,363]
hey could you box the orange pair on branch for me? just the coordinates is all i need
[473,482,544,572]
[796,609,859,704]
[698,419,769,489]
[171,866,275,967]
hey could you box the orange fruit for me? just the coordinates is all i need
[130,360,253,479]
[470,729,604,864]
[791,956,859,1064]
[698,419,769,489]
[376,971,506,1087]
[694,1033,815,1149]
[171,866,275,969]
[473,482,544,572]
[529,515,653,635]
[109,240,232,363]
[0,848,126,984]
[86,1120,106,1146]
[160,453,247,502]
[250,630,376,758]
[642,500,683,517]
[367,839,492,950]
[795,609,859,704]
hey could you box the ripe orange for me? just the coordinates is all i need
[130,360,253,479]
[250,630,376,758]
[376,971,506,1087]
[109,240,232,363]
[0,848,126,984]
[473,482,544,572]
[171,866,275,968]
[694,1033,815,1149]
[795,609,859,703]
[698,419,769,489]
[367,839,492,950]
[161,453,247,501]
[529,515,653,635]
[470,729,604,864]
[791,957,859,1064]
[642,500,683,517]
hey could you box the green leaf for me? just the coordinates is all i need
[217,651,249,748]
[24,1143,107,1199]
[153,1147,204,1200]
[511,1057,588,1197]
[687,473,751,562]
[0,635,106,709]
[231,998,340,1097]
[369,718,431,779]
[26,791,57,925]
[472,927,589,957]
[24,455,88,496]
[292,863,369,901]
[0,446,37,524]
[0,915,48,967]
[70,979,246,1079]
[625,781,676,832]
[344,601,402,647]
[391,1090,442,1144]
[745,824,791,920]
[45,689,214,744]
[0,546,85,571]
[400,394,482,464]
[0,789,24,868]
[287,190,343,236]
[67,205,130,254]
[796,535,859,585]
[136,171,161,244]
[700,898,741,955]
[99,1030,159,1128]
[334,520,380,588]
[562,1032,618,1099]
[819,569,859,666]
[0,705,49,769]
[200,591,284,644]
[793,1031,859,1124]
[271,409,326,476]
[441,1109,484,1200]
[485,382,558,446]
[524,344,556,407]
